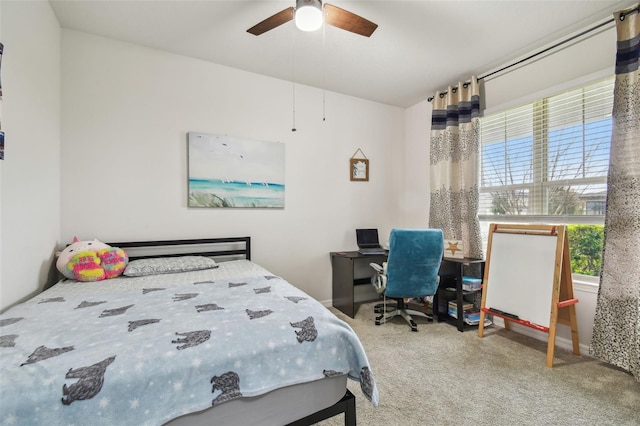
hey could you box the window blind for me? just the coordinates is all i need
[479,77,615,222]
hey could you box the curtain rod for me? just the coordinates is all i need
[427,5,639,103]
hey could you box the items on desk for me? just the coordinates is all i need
[444,239,464,258]
[447,301,490,326]
[449,301,474,312]
[359,249,386,255]
[356,228,387,255]
[462,276,482,291]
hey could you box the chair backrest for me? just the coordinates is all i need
[384,228,444,299]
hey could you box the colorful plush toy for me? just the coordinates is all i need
[56,237,128,282]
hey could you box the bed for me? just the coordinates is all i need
[0,237,378,425]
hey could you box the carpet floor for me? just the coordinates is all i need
[316,301,640,426]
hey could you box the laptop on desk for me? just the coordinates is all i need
[356,229,387,255]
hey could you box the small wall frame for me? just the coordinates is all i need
[350,158,369,181]
[350,149,369,181]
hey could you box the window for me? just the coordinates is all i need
[479,77,614,278]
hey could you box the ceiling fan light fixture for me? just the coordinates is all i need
[295,0,323,32]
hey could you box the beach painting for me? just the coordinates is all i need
[188,132,285,208]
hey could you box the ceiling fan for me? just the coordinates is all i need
[247,0,378,37]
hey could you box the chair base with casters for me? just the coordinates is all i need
[374,297,434,332]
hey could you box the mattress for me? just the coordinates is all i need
[0,259,377,425]
[165,374,348,426]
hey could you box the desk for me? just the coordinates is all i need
[330,251,485,329]
[438,257,485,332]
[330,251,388,318]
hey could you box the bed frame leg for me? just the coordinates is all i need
[344,389,356,426]
[285,389,356,426]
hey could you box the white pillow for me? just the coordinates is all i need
[123,256,217,277]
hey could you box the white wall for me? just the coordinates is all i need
[482,25,617,114]
[400,100,432,228]
[60,30,404,304]
[0,1,61,311]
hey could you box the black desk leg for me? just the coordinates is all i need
[455,266,465,332]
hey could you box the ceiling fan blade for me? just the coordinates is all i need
[247,7,295,36]
[324,3,378,37]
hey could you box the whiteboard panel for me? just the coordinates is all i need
[484,232,558,328]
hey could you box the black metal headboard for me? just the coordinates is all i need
[105,237,251,262]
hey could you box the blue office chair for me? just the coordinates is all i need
[370,228,444,331]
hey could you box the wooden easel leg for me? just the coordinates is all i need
[547,300,561,368]
[546,324,557,368]
[560,229,580,356]
[568,304,580,356]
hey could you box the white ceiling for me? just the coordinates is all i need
[49,0,636,108]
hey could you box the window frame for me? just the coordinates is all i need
[478,72,614,283]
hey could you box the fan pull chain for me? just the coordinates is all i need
[322,19,326,122]
[291,24,297,132]
[292,83,297,132]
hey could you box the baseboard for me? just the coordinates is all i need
[491,317,591,357]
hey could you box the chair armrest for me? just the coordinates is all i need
[369,263,384,273]
[370,264,387,295]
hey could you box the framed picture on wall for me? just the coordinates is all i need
[350,158,369,181]
[187,132,285,208]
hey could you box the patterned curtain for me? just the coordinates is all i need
[428,77,483,260]
[590,6,640,382]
